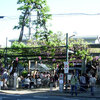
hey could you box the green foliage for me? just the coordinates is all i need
[69,38,93,62]
[21,69,28,77]
[87,56,93,62]
[47,32,65,46]
[15,0,52,42]
[69,63,74,67]
[89,48,100,53]
[0,32,94,70]
[11,41,26,48]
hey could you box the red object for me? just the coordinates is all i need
[16,57,18,62]
[38,56,41,60]
[57,64,59,68]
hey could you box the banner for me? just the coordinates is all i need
[64,61,69,73]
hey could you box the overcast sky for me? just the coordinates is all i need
[0,0,100,47]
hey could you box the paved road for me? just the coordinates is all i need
[0,93,100,100]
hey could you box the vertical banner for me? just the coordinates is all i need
[64,62,69,73]
[59,73,64,92]
[59,73,64,82]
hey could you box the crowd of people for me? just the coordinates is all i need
[70,72,97,96]
[0,66,97,96]
[18,71,59,89]
[0,70,59,89]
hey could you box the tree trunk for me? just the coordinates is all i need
[18,9,29,42]
[18,25,25,42]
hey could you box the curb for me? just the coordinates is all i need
[0,89,100,98]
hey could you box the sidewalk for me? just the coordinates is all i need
[0,86,100,98]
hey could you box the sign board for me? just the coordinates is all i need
[64,61,69,73]
[59,73,64,84]
[59,80,63,84]
[14,73,17,77]
[59,73,64,80]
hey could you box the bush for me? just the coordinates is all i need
[21,70,28,77]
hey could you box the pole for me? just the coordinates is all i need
[66,33,68,92]
[6,37,7,67]
[5,37,7,68]
[14,73,17,90]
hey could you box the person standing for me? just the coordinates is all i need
[54,73,58,88]
[79,73,86,91]
[2,69,9,89]
[89,74,96,96]
[70,72,78,96]
[50,74,54,91]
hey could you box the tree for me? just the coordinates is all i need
[26,31,65,47]
[14,0,52,42]
[69,38,93,63]
[11,41,26,48]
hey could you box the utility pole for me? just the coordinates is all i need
[6,37,7,68]
[5,37,8,69]
[65,33,76,91]
[66,33,68,92]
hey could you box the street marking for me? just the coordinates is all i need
[34,96,49,98]
[4,94,20,96]
[0,97,8,100]
[63,98,79,100]
[17,99,39,100]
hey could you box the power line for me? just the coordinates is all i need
[1,12,100,20]
[51,13,100,16]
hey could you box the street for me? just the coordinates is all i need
[0,93,100,100]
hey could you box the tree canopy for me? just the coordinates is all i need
[14,0,52,42]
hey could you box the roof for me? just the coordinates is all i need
[72,35,98,40]
[9,34,30,42]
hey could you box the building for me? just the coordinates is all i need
[9,34,32,46]
[72,35,99,44]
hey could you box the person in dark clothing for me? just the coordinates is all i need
[54,74,58,88]
[85,74,89,89]
[50,74,54,91]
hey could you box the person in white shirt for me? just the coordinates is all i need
[24,77,30,88]
[2,69,8,89]
[89,74,96,96]
[37,76,42,88]
[79,73,86,91]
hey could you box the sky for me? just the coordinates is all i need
[0,0,100,47]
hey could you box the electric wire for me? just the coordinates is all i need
[1,13,100,20]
